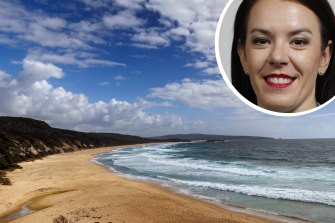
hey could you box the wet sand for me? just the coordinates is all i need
[0,144,281,223]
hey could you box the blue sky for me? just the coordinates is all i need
[0,0,335,138]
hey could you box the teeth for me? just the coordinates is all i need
[267,76,292,84]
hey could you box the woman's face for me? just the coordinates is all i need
[238,0,332,113]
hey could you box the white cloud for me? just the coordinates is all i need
[0,34,17,45]
[23,23,90,49]
[184,61,220,75]
[0,1,104,50]
[103,10,145,29]
[113,75,124,80]
[114,0,145,10]
[135,0,228,74]
[0,71,13,87]
[38,17,67,30]
[81,0,144,10]
[69,20,101,33]
[0,60,187,136]
[202,67,220,75]
[185,61,209,69]
[148,78,242,110]
[18,59,64,85]
[26,49,126,68]
[0,1,28,33]
[80,0,112,8]
[84,58,126,67]
[131,29,170,48]
[98,81,110,86]
[146,0,227,55]
[131,43,160,49]
[0,0,227,74]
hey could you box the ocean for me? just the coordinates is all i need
[93,139,335,223]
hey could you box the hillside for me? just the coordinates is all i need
[0,116,162,171]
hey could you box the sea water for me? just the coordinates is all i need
[94,139,335,223]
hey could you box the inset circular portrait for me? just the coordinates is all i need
[215,0,335,116]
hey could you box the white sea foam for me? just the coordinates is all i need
[162,178,335,207]
[103,147,335,182]
[95,140,335,223]
[146,158,271,176]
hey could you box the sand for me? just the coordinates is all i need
[0,144,280,223]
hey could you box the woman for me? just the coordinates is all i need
[231,0,335,113]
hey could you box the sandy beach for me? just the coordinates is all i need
[0,144,280,223]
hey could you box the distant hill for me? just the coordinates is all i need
[150,134,273,141]
[0,116,174,171]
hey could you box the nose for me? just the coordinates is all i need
[268,41,289,66]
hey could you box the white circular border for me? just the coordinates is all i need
[215,0,335,117]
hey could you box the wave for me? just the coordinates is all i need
[162,178,335,207]
[94,140,335,223]
[144,156,274,177]
[99,148,335,182]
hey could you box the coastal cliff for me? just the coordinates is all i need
[0,116,156,171]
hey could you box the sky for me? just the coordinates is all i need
[0,0,335,139]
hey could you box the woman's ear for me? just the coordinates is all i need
[319,40,333,75]
[237,39,249,75]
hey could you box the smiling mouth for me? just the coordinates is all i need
[264,74,296,88]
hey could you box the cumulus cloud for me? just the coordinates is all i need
[148,78,242,110]
[0,70,14,87]
[0,60,186,136]
[18,59,64,84]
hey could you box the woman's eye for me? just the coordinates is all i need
[291,39,308,46]
[253,38,269,45]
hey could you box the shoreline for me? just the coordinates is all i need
[92,144,311,223]
[0,143,299,223]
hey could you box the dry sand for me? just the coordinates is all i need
[0,144,280,223]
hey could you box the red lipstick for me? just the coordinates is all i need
[264,73,295,88]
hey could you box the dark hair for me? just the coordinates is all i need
[231,0,335,105]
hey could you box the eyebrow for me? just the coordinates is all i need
[289,28,313,36]
[250,28,313,36]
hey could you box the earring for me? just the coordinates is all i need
[319,69,324,75]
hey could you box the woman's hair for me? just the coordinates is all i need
[231,0,335,104]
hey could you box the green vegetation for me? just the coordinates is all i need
[0,116,161,174]
[0,170,11,185]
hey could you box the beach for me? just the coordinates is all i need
[0,144,278,223]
